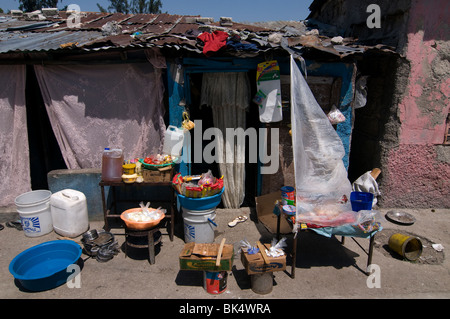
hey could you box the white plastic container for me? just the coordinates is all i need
[50,189,89,238]
[15,190,53,237]
[182,208,216,243]
[162,125,184,157]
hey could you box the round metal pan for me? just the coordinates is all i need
[385,210,416,225]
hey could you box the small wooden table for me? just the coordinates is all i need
[99,168,176,241]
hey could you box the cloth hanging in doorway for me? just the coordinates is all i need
[34,54,166,170]
[0,65,31,206]
[201,72,251,208]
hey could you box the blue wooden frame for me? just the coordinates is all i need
[166,56,355,193]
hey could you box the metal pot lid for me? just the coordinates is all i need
[93,231,114,246]
[385,210,416,225]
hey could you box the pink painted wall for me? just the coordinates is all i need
[397,0,449,144]
[382,0,450,208]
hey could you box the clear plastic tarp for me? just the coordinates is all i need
[289,55,354,230]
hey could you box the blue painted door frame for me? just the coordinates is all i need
[166,56,355,193]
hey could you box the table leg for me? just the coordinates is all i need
[148,230,155,264]
[291,232,298,279]
[276,213,281,241]
[100,185,109,231]
[170,188,175,241]
[366,234,375,275]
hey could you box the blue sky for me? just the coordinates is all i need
[0,0,313,22]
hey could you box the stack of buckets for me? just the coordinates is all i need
[179,188,224,244]
[178,187,226,294]
[14,189,89,238]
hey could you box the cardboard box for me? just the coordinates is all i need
[179,242,234,272]
[142,168,171,182]
[255,191,292,234]
[241,244,286,275]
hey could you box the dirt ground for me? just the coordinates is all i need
[1,206,449,307]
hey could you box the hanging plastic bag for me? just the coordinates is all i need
[256,60,283,123]
[181,111,195,131]
[290,55,352,229]
[327,104,346,125]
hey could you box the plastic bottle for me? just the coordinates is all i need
[101,148,124,182]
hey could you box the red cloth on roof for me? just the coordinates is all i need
[197,30,229,56]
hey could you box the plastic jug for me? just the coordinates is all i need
[50,189,89,238]
[101,148,124,182]
[162,125,184,157]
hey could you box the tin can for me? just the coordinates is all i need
[203,271,227,294]
[281,186,295,205]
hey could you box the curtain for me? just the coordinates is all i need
[0,65,31,207]
[201,72,251,208]
[34,55,166,169]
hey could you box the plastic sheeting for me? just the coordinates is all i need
[0,65,32,206]
[35,57,166,169]
[290,55,353,229]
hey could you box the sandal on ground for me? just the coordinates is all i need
[6,220,22,231]
[0,224,4,231]
[228,215,248,227]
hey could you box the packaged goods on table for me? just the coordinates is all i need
[172,170,224,198]
[139,154,177,171]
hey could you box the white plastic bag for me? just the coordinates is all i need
[266,237,287,257]
[327,104,346,125]
[352,171,381,207]
[256,60,283,123]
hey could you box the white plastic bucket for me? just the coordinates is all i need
[50,189,89,238]
[15,190,53,237]
[182,208,216,243]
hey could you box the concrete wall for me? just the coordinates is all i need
[310,0,450,208]
[381,0,450,207]
[47,168,104,221]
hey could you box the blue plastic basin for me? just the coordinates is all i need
[177,187,224,210]
[9,240,82,292]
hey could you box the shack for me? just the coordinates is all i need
[0,9,399,214]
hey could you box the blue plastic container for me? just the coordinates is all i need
[350,191,374,212]
[9,240,82,292]
[177,187,225,210]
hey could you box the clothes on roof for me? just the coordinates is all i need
[197,30,229,56]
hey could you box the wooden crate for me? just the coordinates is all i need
[142,168,172,182]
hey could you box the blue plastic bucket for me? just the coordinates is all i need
[177,187,224,210]
[9,240,82,291]
[350,191,374,211]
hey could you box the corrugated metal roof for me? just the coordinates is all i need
[0,30,105,53]
[0,11,397,57]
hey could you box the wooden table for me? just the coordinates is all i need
[99,169,176,241]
